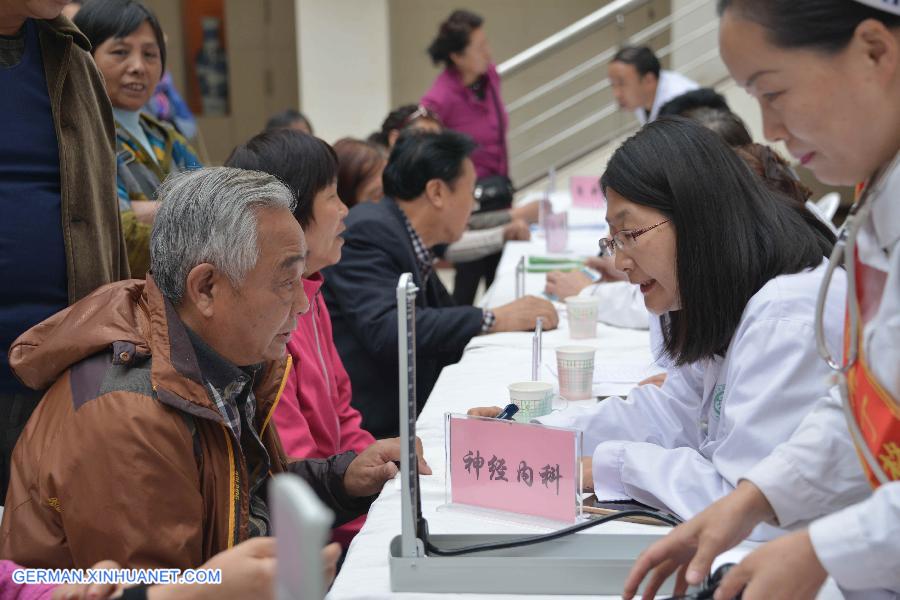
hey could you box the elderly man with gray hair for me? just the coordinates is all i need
[0,167,424,570]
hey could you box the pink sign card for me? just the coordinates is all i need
[569,175,605,209]
[447,414,581,522]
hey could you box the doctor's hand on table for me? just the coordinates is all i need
[711,530,827,600]
[489,296,559,332]
[343,437,432,497]
[467,406,503,418]
[623,481,777,600]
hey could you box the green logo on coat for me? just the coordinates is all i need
[713,384,725,418]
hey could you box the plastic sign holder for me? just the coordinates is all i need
[444,413,582,523]
[388,274,674,596]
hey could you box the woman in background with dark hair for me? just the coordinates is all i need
[74,0,201,278]
[476,117,845,530]
[371,104,443,150]
[421,9,512,305]
[265,108,314,135]
[225,129,380,549]
[333,138,386,208]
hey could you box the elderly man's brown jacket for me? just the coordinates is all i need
[0,277,370,568]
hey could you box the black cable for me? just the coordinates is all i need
[424,509,681,557]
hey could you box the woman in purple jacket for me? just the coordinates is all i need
[421,9,512,305]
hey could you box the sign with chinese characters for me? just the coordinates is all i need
[569,175,605,209]
[447,414,581,522]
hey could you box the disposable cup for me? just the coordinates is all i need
[544,212,568,253]
[507,381,554,422]
[556,345,596,400]
[565,296,600,339]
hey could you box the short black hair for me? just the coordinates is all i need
[75,0,167,72]
[718,0,900,53]
[611,46,660,79]
[600,117,833,366]
[658,88,730,117]
[371,105,417,147]
[224,129,337,227]
[427,9,483,67]
[382,130,477,201]
[264,109,313,134]
[685,107,753,147]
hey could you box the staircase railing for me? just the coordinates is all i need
[497,0,728,188]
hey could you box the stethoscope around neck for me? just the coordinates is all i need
[813,152,900,486]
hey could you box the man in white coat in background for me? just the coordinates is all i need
[608,45,699,125]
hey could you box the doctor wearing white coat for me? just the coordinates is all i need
[623,2,900,599]
[531,118,845,531]
[608,46,699,125]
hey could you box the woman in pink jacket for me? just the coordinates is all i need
[421,9,514,306]
[226,130,375,548]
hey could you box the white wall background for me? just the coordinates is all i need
[296,0,392,144]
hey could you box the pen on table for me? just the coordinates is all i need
[532,316,543,381]
[495,403,519,420]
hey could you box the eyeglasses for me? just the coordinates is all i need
[599,219,669,256]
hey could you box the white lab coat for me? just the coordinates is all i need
[744,155,900,595]
[634,70,699,125]
[539,261,846,538]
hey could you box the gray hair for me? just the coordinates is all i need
[150,167,297,304]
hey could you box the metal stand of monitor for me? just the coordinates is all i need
[388,273,673,596]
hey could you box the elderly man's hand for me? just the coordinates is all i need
[343,437,432,497]
[490,296,559,332]
[623,481,776,600]
[545,270,592,299]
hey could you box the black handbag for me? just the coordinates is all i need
[473,82,514,213]
[474,174,514,212]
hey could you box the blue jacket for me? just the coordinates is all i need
[322,197,483,438]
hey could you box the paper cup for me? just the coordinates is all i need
[508,381,554,422]
[565,296,600,339]
[556,346,596,400]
